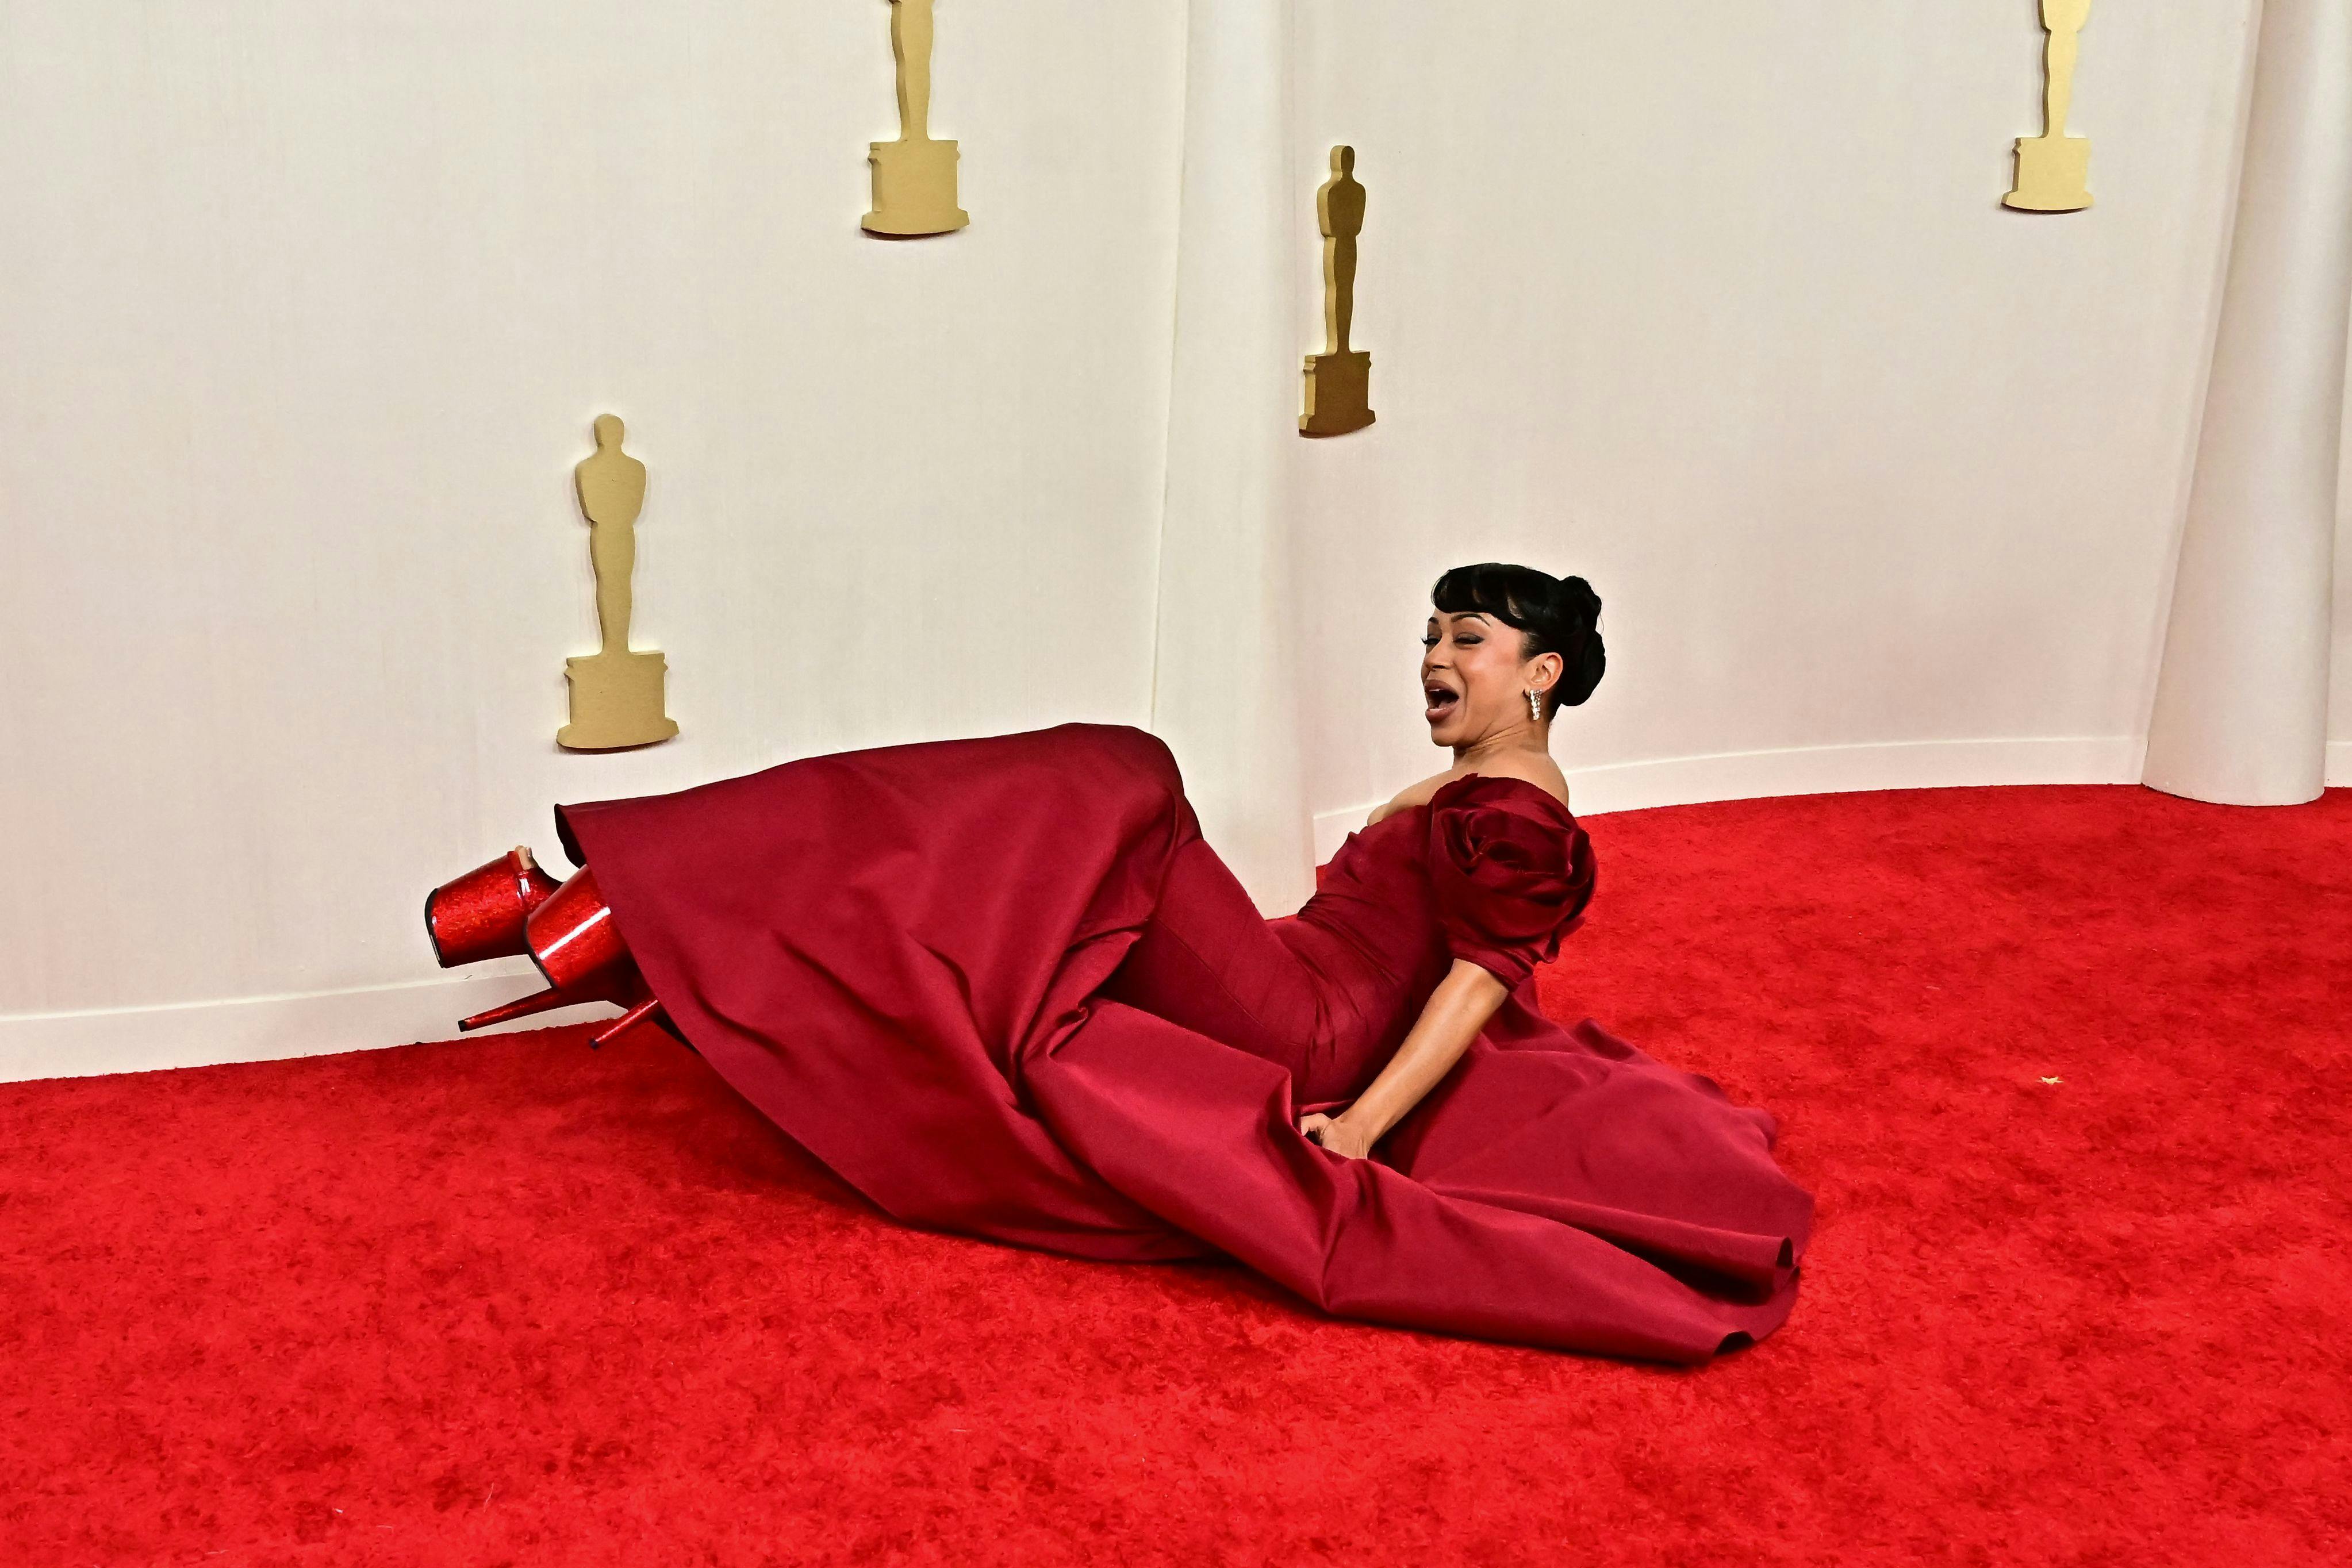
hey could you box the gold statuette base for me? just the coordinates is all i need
[864,139,969,236]
[558,651,679,752]
[2005,136,2092,212]
[1300,351,1375,437]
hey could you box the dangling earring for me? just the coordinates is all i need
[1526,689,1543,723]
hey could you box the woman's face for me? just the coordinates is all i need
[1422,611,1556,747]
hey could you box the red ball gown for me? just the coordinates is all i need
[553,724,1812,1362]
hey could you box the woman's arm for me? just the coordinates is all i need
[1299,959,1508,1159]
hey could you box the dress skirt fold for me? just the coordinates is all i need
[557,724,1812,1361]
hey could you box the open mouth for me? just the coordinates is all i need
[1424,683,1460,722]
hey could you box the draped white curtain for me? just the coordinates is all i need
[2144,0,2352,804]
[1148,0,1317,912]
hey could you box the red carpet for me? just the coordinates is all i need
[5,785,2349,1565]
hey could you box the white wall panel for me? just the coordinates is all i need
[1,2,1190,1020]
[1286,1,2264,824]
[6,2,2331,1079]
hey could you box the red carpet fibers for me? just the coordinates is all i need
[6,785,2350,1565]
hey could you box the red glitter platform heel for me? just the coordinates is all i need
[425,852,673,1048]
[425,848,561,969]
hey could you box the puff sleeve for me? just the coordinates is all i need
[1425,775,1596,990]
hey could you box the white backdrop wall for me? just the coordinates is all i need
[1286,1,2278,847]
[1,2,1189,1067]
[3,2,2343,1079]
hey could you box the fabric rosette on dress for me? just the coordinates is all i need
[1425,774,1596,988]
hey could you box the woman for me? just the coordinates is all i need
[427,564,1812,1361]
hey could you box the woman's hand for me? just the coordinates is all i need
[1300,960,1510,1162]
[1299,1112,1376,1160]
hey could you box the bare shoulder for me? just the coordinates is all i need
[1365,768,1457,827]
[1365,756,1571,827]
[1466,753,1572,809]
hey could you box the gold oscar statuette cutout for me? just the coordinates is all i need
[1300,145,1374,438]
[557,415,680,752]
[864,0,969,236]
[2006,1,2093,212]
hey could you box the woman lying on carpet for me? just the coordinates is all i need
[425,563,1813,1361]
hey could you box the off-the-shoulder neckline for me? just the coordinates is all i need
[1433,771,1576,818]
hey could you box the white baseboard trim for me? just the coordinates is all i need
[1312,734,2146,863]
[0,966,623,1086]
[2330,740,2352,787]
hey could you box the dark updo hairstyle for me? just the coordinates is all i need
[1431,563,1605,716]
